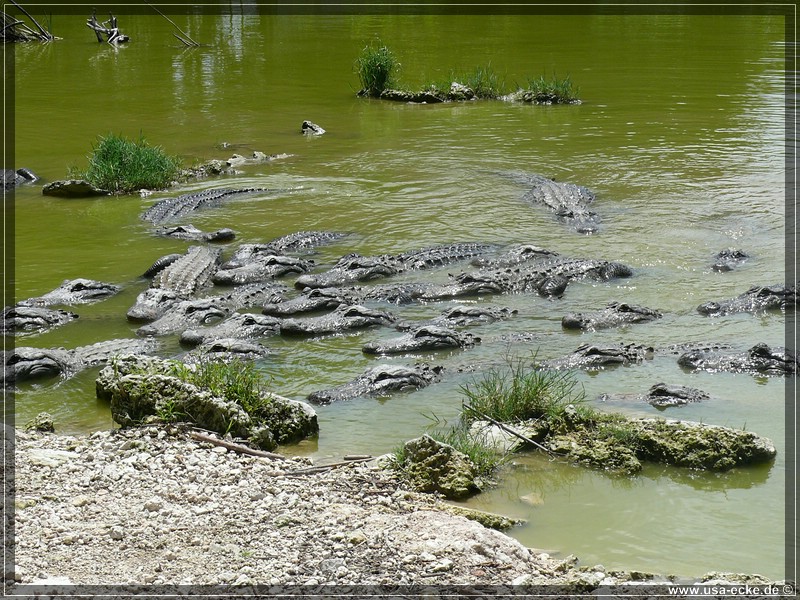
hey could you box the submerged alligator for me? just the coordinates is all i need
[1,305,78,336]
[306,363,443,404]
[182,338,272,364]
[697,284,797,316]
[2,168,38,190]
[362,325,479,355]
[712,249,749,272]
[180,312,282,346]
[599,383,710,410]
[17,279,121,307]
[541,343,655,370]
[213,254,312,286]
[279,304,399,336]
[503,173,600,234]
[156,225,236,243]
[141,187,277,224]
[4,338,160,386]
[294,243,494,289]
[677,343,797,377]
[561,302,662,331]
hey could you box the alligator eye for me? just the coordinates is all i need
[6,354,22,365]
[71,282,87,291]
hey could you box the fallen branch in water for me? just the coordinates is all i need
[462,402,554,456]
[144,0,202,47]
[86,10,129,44]
[2,0,54,42]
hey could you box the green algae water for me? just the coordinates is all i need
[8,10,790,580]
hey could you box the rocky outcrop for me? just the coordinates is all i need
[397,434,480,500]
[95,355,318,450]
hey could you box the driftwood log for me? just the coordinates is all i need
[1,0,55,42]
[86,10,129,45]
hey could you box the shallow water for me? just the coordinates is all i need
[8,10,790,579]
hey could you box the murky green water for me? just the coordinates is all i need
[9,11,789,579]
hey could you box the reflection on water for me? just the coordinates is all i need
[10,11,788,580]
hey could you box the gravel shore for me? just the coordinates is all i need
[6,424,788,597]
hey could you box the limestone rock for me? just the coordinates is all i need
[25,412,55,433]
[42,179,110,197]
[400,434,479,500]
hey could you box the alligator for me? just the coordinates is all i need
[506,173,600,234]
[2,168,38,190]
[712,249,749,272]
[427,256,633,300]
[262,287,355,317]
[1,305,78,336]
[599,383,709,410]
[223,232,347,266]
[541,343,655,370]
[213,254,312,285]
[128,246,221,322]
[142,253,183,278]
[3,338,159,386]
[677,343,798,376]
[470,244,560,268]
[141,187,275,224]
[280,304,399,336]
[17,279,122,307]
[156,224,236,243]
[182,338,272,364]
[306,363,443,404]
[294,243,494,289]
[696,284,797,316]
[561,302,662,331]
[180,312,282,346]
[136,298,231,337]
[362,326,479,355]
[427,305,517,327]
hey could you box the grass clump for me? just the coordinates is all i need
[167,358,271,416]
[427,64,504,100]
[460,354,588,426]
[355,41,399,97]
[70,132,182,193]
[517,73,580,104]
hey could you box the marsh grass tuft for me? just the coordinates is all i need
[427,64,504,100]
[355,41,399,97]
[167,358,272,416]
[519,73,580,104]
[70,133,182,194]
[460,354,587,425]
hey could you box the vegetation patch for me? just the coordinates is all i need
[458,355,776,475]
[69,133,182,194]
[355,41,399,97]
[354,43,581,104]
[97,355,318,450]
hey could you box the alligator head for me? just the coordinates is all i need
[294,254,400,289]
[307,363,444,404]
[362,326,479,355]
[3,347,74,385]
[19,279,121,307]
[280,304,397,336]
[180,312,281,346]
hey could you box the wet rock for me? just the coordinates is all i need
[2,168,38,190]
[301,120,326,136]
[42,179,110,197]
[25,412,55,433]
[400,434,480,500]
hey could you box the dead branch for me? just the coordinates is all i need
[7,0,52,40]
[462,403,554,456]
[188,430,287,461]
[144,0,201,47]
[86,10,129,45]
[286,457,374,477]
